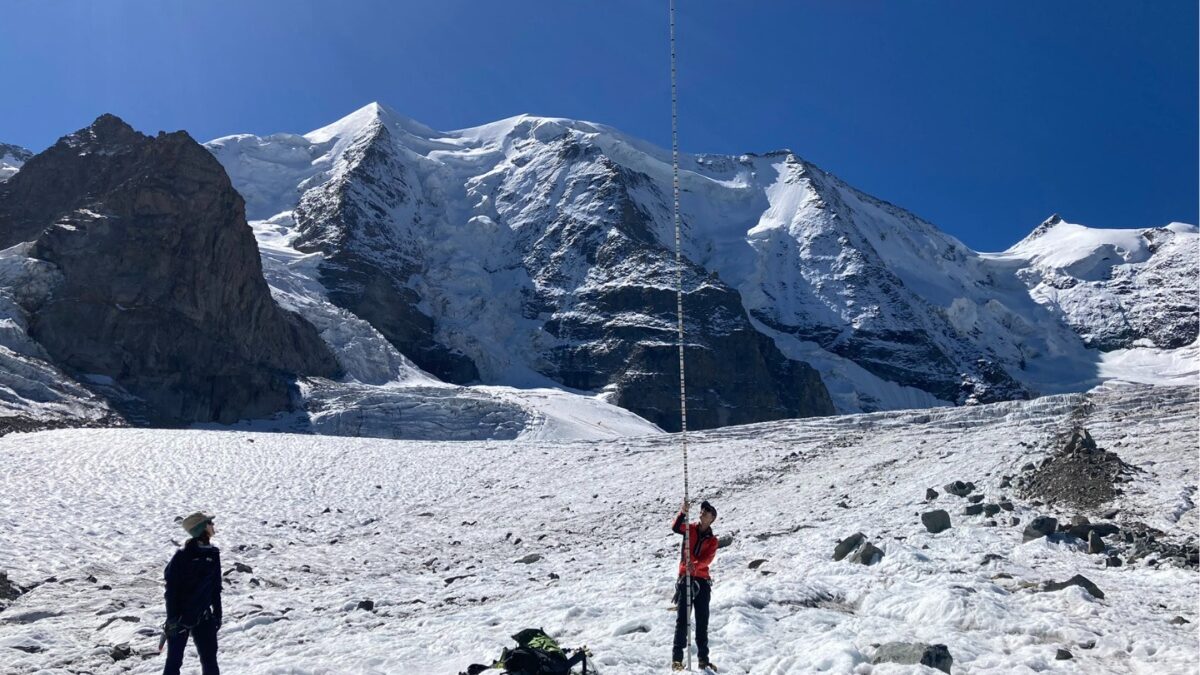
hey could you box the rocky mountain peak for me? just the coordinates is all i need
[0,114,340,424]
[1016,213,1066,245]
[62,113,145,150]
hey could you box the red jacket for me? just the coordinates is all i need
[672,511,717,580]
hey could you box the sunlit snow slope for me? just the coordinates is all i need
[0,383,1194,673]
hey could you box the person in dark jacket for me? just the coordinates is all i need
[163,511,222,675]
[671,500,718,671]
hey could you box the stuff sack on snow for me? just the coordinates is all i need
[461,627,591,675]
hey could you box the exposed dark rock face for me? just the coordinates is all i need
[0,115,339,424]
[522,147,833,430]
[290,117,833,428]
[293,121,478,384]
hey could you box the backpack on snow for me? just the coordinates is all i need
[461,627,591,675]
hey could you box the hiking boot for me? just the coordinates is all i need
[671,662,685,671]
[699,661,718,672]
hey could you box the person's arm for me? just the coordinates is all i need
[212,551,222,626]
[671,500,689,534]
[164,553,180,623]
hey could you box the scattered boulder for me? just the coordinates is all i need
[356,600,375,611]
[110,643,132,661]
[921,510,952,534]
[983,504,1001,517]
[515,554,542,564]
[1105,556,1122,567]
[998,501,1014,511]
[925,488,939,501]
[1043,574,1104,600]
[0,571,22,602]
[849,541,884,566]
[1087,530,1105,554]
[1010,517,1020,527]
[1055,648,1073,660]
[234,562,253,574]
[748,559,768,570]
[945,481,975,497]
[1169,616,1189,625]
[871,642,952,674]
[963,504,984,516]
[967,494,985,504]
[833,533,866,562]
[716,534,734,548]
[1023,516,1058,542]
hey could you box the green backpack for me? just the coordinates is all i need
[462,628,590,675]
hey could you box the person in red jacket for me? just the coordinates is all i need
[671,499,718,671]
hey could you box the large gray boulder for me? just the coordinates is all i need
[1022,516,1059,543]
[921,510,952,534]
[0,115,340,424]
[833,532,866,561]
[944,481,975,497]
[871,642,953,673]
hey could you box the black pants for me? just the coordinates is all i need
[163,616,219,675]
[672,576,710,663]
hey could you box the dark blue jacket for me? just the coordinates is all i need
[164,539,222,626]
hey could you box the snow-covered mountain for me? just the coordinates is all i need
[990,215,1198,351]
[209,104,837,431]
[0,142,32,182]
[0,116,660,441]
[207,103,1196,420]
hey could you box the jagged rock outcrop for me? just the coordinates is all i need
[0,115,340,424]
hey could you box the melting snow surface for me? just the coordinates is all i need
[0,383,1195,673]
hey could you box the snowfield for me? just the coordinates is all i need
[0,382,1195,674]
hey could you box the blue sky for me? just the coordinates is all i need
[2,1,1195,251]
